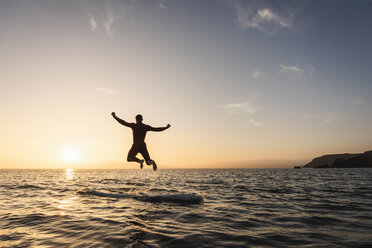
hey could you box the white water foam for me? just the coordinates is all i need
[77,188,203,204]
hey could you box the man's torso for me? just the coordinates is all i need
[130,123,149,144]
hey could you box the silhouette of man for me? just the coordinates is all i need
[111,112,170,171]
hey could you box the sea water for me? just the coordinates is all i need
[0,168,371,247]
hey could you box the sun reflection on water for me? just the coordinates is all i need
[56,169,77,216]
[65,168,75,180]
[57,198,75,209]
[56,196,77,216]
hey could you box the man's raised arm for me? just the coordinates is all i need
[111,112,132,127]
[148,124,171,132]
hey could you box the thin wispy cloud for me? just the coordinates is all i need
[249,119,263,126]
[349,97,366,105]
[278,64,315,78]
[93,86,118,95]
[279,64,303,76]
[291,112,339,123]
[88,14,97,31]
[252,70,262,79]
[236,5,293,35]
[158,2,166,10]
[85,2,117,36]
[222,101,263,126]
[324,113,339,123]
[307,64,315,76]
[104,5,115,36]
[222,101,258,114]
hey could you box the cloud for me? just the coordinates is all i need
[249,119,263,126]
[257,8,291,27]
[279,64,303,75]
[158,2,166,10]
[93,86,118,95]
[252,70,262,79]
[278,64,315,78]
[350,97,366,105]
[104,6,115,36]
[291,112,339,123]
[222,101,263,126]
[88,14,97,31]
[85,2,118,36]
[323,113,339,123]
[307,64,315,76]
[236,5,293,35]
[222,101,258,114]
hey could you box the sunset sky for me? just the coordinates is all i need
[1,0,371,169]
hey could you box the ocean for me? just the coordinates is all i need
[0,168,371,247]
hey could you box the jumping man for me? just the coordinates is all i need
[111,112,171,171]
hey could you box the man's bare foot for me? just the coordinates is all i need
[140,159,144,169]
[152,160,157,171]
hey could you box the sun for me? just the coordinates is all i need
[62,147,80,163]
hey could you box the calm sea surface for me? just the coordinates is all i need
[0,168,371,247]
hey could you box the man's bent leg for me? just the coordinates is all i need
[127,156,144,169]
[139,144,157,171]
[151,160,157,171]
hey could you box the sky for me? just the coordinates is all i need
[0,0,371,169]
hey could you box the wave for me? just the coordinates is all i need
[17,185,44,190]
[77,188,203,204]
[0,184,44,190]
[186,179,226,185]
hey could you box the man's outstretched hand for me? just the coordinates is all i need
[166,124,171,129]
[111,112,116,117]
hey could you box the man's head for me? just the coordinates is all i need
[136,114,143,123]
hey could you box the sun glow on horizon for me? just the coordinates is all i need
[62,148,80,163]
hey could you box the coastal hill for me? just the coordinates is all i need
[303,151,372,168]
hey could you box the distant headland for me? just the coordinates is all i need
[303,150,372,168]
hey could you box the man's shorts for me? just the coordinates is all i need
[128,142,151,164]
